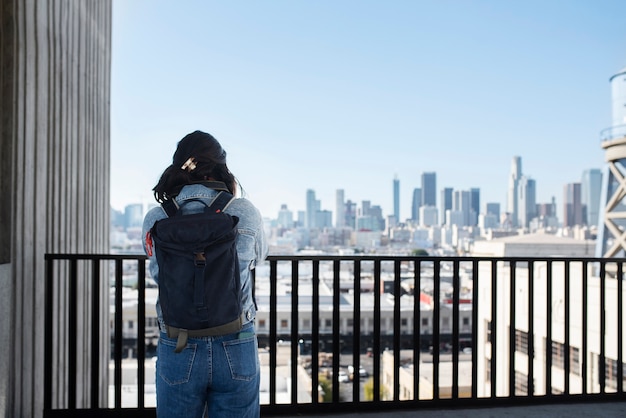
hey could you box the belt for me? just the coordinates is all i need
[165,315,244,353]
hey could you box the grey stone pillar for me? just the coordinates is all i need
[0,1,111,416]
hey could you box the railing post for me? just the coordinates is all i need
[490,259,497,397]
[509,261,516,396]
[90,259,101,408]
[44,256,54,412]
[68,259,78,409]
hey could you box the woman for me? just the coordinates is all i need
[142,130,268,417]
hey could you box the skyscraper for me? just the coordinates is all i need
[306,189,320,229]
[440,187,453,226]
[470,187,480,226]
[393,176,400,222]
[485,202,500,219]
[411,188,422,223]
[277,204,294,228]
[564,182,583,227]
[452,190,471,226]
[421,172,437,207]
[518,176,536,228]
[581,169,602,227]
[345,200,357,229]
[124,203,144,228]
[507,156,522,227]
[335,189,346,228]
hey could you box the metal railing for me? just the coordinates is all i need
[44,254,626,417]
[601,124,626,142]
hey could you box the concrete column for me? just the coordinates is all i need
[0,0,111,416]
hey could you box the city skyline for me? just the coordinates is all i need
[110,1,626,219]
[114,158,602,229]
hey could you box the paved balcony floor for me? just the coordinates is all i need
[290,401,626,418]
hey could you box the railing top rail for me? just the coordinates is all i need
[265,254,626,263]
[44,253,148,261]
[43,252,626,264]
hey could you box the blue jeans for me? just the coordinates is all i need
[156,322,260,417]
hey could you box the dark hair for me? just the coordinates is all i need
[152,130,238,203]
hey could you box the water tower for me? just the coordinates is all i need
[596,66,626,257]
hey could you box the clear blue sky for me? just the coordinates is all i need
[111,0,626,221]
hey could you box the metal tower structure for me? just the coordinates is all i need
[596,66,626,257]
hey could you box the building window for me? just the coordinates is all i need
[258,319,266,329]
[604,356,626,390]
[442,317,450,328]
[302,319,311,329]
[552,340,564,369]
[515,370,529,395]
[421,318,429,327]
[280,319,288,329]
[325,319,332,328]
[550,339,580,376]
[401,318,408,327]
[570,346,581,376]
[515,329,529,353]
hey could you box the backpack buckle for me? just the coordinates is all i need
[194,252,206,266]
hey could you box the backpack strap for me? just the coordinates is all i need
[167,314,244,353]
[161,199,180,217]
[160,190,233,218]
[209,191,235,213]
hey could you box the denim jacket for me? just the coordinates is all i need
[142,183,268,329]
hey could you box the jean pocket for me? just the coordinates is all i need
[223,335,259,381]
[157,336,197,385]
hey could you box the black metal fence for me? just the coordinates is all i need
[44,254,626,417]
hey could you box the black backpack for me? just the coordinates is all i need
[150,188,242,352]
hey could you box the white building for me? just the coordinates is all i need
[470,234,621,397]
[471,233,595,257]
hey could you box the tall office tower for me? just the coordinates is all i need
[277,204,294,229]
[581,169,602,227]
[485,202,500,219]
[440,187,453,225]
[470,188,480,226]
[598,66,626,257]
[124,203,144,228]
[361,200,372,216]
[297,211,306,227]
[537,202,555,218]
[452,190,471,226]
[507,156,522,227]
[335,189,346,228]
[306,189,320,229]
[411,188,422,222]
[356,204,384,231]
[421,172,437,207]
[564,182,583,227]
[345,200,357,229]
[316,210,333,229]
[371,205,385,230]
[393,176,400,222]
[517,176,536,228]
